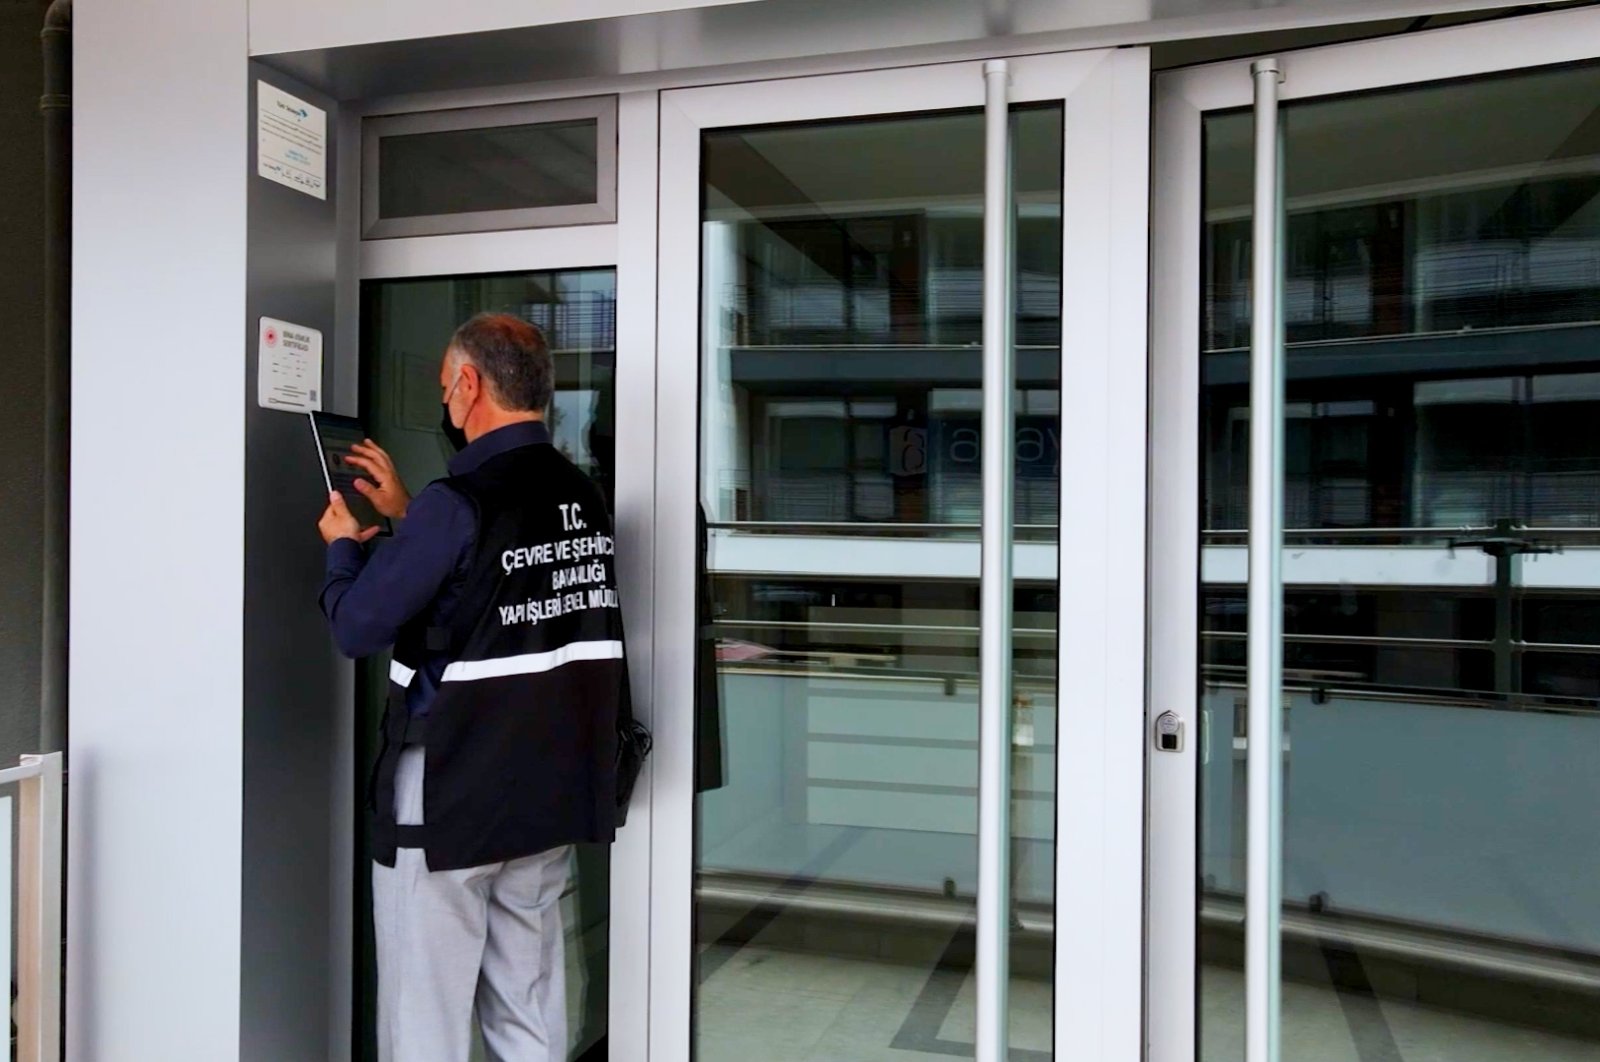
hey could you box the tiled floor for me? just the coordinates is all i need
[695,944,1051,1062]
[693,945,1600,1062]
[697,947,956,1062]
[1199,966,1600,1062]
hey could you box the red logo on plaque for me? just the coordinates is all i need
[264,326,279,347]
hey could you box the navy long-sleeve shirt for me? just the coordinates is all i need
[319,420,553,716]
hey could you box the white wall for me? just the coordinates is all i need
[69,1,248,1059]
[249,0,765,56]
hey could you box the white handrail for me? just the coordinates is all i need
[0,761,46,787]
[1246,57,1286,1062]
[976,57,1015,1062]
[13,753,63,1062]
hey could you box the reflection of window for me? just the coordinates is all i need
[549,388,598,472]
[1204,174,1600,349]
[1208,399,1379,530]
[738,390,1063,527]
[1204,369,1600,533]
[736,212,1061,348]
[927,389,1060,526]
[1413,373,1600,527]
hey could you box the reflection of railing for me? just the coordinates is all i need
[1205,630,1600,669]
[696,869,1054,939]
[1202,674,1597,718]
[1207,629,1600,655]
[713,611,1600,714]
[718,663,1060,697]
[1200,893,1600,995]
[1210,475,1600,532]
[713,616,1059,687]
[1205,525,1600,544]
[1203,524,1500,545]
[2,754,63,1062]
[694,871,1600,997]
[710,520,1060,541]
[717,618,1055,640]
[1203,523,1600,704]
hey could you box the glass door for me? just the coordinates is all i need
[360,269,619,1062]
[1151,8,1600,1062]
[654,52,1149,1062]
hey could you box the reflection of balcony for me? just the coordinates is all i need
[1197,688,1600,953]
[695,652,1600,1031]
[1202,527,1600,708]
[747,471,1059,527]
[1211,464,1600,533]
[729,268,1063,347]
[707,527,1059,580]
[519,292,616,351]
[700,665,1057,904]
[1215,240,1600,336]
[1201,321,1600,385]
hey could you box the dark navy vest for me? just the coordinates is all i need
[370,441,627,870]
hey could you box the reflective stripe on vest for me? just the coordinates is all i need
[440,639,624,684]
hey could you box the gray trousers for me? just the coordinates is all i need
[373,747,571,1062]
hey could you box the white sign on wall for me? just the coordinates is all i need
[257,81,326,199]
[257,317,323,412]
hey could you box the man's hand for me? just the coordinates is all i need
[344,439,413,519]
[319,491,382,546]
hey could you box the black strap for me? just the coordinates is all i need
[373,702,431,861]
[394,825,429,850]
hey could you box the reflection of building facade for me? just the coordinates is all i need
[1186,63,1600,985]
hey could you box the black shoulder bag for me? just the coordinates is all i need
[615,660,651,824]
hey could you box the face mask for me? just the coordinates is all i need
[440,374,469,453]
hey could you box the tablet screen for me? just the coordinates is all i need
[309,412,390,534]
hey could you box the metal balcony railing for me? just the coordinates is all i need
[1,754,62,1062]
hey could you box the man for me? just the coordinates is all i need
[317,312,626,1062]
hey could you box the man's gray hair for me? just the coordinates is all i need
[448,312,553,413]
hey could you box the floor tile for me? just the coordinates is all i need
[697,982,843,1062]
[1200,965,1600,1062]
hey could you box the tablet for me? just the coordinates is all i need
[308,412,392,535]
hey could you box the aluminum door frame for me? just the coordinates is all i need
[654,48,1151,1062]
[356,91,660,1062]
[1147,7,1600,1060]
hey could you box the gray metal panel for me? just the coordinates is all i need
[258,0,1545,101]
[0,3,48,762]
[242,65,351,1062]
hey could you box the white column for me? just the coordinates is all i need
[70,2,248,1058]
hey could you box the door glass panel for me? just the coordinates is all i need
[359,268,616,1062]
[378,120,601,219]
[693,106,1062,1061]
[1199,63,1600,1061]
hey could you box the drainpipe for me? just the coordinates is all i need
[40,0,71,756]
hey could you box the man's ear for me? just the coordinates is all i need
[458,361,482,400]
